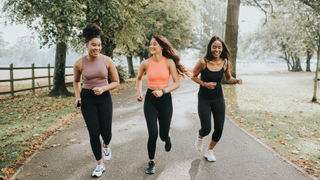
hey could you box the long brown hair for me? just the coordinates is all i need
[152,35,191,78]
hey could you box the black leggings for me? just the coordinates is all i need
[198,96,225,142]
[144,89,172,160]
[81,89,113,160]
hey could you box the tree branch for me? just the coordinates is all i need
[253,0,268,25]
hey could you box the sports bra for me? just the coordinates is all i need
[146,56,170,87]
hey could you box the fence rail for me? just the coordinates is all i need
[0,63,73,96]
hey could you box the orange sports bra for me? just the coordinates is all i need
[147,56,170,87]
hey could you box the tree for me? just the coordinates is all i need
[114,0,200,78]
[0,32,9,59]
[11,36,41,66]
[1,0,86,96]
[225,0,240,78]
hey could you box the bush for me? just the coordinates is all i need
[116,65,128,83]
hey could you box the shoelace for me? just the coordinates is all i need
[95,165,103,172]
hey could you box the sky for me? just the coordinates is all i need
[0,5,264,46]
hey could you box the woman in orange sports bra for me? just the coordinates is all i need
[136,35,191,174]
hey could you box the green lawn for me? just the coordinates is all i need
[223,63,320,177]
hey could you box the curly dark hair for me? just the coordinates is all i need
[83,23,103,43]
[152,35,191,78]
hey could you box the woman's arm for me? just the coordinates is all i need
[191,58,217,90]
[152,59,180,98]
[224,60,242,84]
[73,59,82,108]
[92,57,120,95]
[136,60,147,102]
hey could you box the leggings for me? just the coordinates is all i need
[198,96,225,142]
[81,89,113,160]
[144,89,172,160]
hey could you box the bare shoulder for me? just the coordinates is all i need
[74,58,83,68]
[103,55,115,68]
[141,59,149,67]
[224,59,230,71]
[165,58,175,66]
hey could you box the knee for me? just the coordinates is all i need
[200,126,211,137]
[212,128,224,142]
[148,133,158,142]
[89,132,100,141]
[159,133,168,142]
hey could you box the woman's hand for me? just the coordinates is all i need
[75,99,81,109]
[236,78,243,85]
[152,90,164,98]
[204,82,217,90]
[92,87,104,95]
[137,94,144,102]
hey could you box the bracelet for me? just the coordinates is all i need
[201,82,205,86]
[162,89,167,94]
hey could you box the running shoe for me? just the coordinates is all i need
[145,161,155,174]
[165,136,172,152]
[195,132,203,152]
[204,149,216,162]
[92,163,105,178]
[102,143,111,161]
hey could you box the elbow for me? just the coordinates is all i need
[176,82,180,89]
[115,81,120,87]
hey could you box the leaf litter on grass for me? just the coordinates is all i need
[0,78,137,179]
[224,64,320,178]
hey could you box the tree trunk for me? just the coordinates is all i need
[139,53,144,63]
[48,42,72,97]
[312,46,319,102]
[224,0,240,79]
[295,57,303,71]
[285,52,292,71]
[126,55,135,78]
[291,55,297,71]
[306,48,312,72]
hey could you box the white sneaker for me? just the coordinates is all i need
[204,149,216,162]
[92,163,105,178]
[102,144,111,161]
[195,132,203,152]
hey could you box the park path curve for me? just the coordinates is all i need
[13,79,314,180]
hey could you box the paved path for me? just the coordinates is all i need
[14,79,313,180]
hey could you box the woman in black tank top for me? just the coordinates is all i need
[191,36,242,162]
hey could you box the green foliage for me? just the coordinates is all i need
[116,65,129,83]
[1,0,86,48]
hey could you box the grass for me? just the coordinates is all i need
[223,63,320,178]
[0,78,136,179]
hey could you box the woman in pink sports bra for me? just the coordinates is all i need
[73,23,119,178]
[136,35,191,174]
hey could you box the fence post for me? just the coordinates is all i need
[48,64,51,90]
[32,63,35,93]
[10,64,14,96]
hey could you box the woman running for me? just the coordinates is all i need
[136,35,191,174]
[192,36,242,161]
[73,23,119,178]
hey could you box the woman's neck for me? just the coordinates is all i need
[152,53,163,62]
[86,54,99,62]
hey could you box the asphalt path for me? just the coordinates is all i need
[13,79,313,180]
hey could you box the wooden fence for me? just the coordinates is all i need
[0,63,73,96]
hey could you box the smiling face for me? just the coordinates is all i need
[149,38,163,55]
[86,37,101,58]
[211,40,223,58]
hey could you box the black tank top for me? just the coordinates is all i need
[198,58,225,99]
